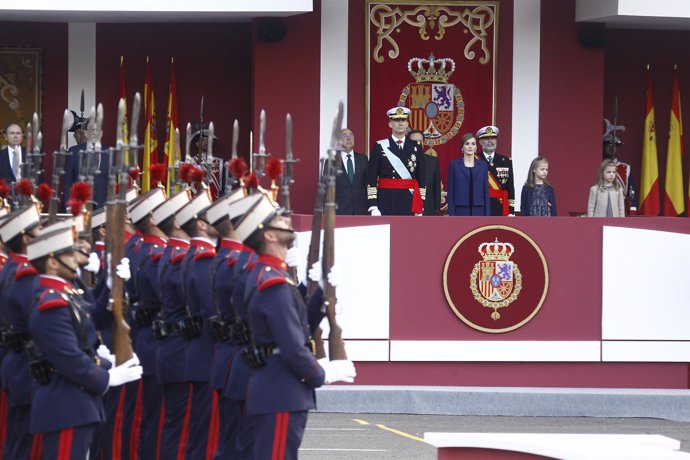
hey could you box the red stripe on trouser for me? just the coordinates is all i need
[57,428,74,460]
[129,379,144,459]
[112,386,127,460]
[156,400,165,460]
[177,384,193,460]
[204,391,220,460]
[30,433,43,460]
[272,412,289,460]
[0,390,6,458]
[378,178,423,214]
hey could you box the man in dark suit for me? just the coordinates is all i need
[476,125,515,215]
[0,123,25,184]
[409,130,441,216]
[62,113,110,210]
[366,107,425,216]
[332,128,368,215]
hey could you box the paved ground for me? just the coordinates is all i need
[300,413,690,459]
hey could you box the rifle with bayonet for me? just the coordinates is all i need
[225,120,240,194]
[206,121,215,191]
[321,101,347,361]
[48,111,72,224]
[253,110,269,179]
[108,94,140,365]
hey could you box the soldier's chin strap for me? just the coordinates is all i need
[55,254,79,276]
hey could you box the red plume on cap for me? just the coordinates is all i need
[67,199,84,216]
[190,166,206,183]
[150,163,167,187]
[69,181,92,203]
[0,179,10,199]
[129,165,141,182]
[243,172,259,191]
[36,183,53,204]
[16,179,33,197]
[266,158,282,181]
[228,158,248,179]
[179,163,196,184]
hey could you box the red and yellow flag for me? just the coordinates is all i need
[663,66,685,216]
[639,68,661,216]
[164,58,178,194]
[119,56,128,145]
[143,57,158,192]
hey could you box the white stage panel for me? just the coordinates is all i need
[296,224,390,340]
[602,227,690,340]
[603,341,690,362]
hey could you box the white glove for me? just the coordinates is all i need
[96,344,115,366]
[107,257,131,290]
[326,264,338,288]
[308,261,323,289]
[320,359,357,384]
[84,252,101,274]
[285,247,299,268]
[369,207,382,216]
[107,356,143,387]
[415,213,423,217]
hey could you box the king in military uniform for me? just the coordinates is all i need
[476,125,515,216]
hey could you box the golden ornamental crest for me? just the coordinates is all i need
[470,238,522,320]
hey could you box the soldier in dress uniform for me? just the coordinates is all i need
[26,226,143,459]
[190,124,225,201]
[367,106,426,216]
[206,191,258,459]
[0,204,42,458]
[126,187,168,458]
[235,195,356,460]
[475,125,515,216]
[151,190,192,459]
[175,190,218,458]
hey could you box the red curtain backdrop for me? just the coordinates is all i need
[367,1,498,180]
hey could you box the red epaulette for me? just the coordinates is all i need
[150,245,166,261]
[171,250,186,265]
[194,249,216,261]
[15,263,38,280]
[227,253,239,267]
[38,298,69,311]
[257,267,289,292]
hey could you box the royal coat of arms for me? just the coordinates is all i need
[470,238,522,320]
[398,54,464,152]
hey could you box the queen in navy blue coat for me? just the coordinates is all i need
[447,133,491,216]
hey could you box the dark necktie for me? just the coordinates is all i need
[487,155,493,165]
[396,140,403,150]
[346,154,354,182]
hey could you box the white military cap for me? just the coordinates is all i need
[205,189,246,226]
[128,188,167,224]
[90,207,106,229]
[233,195,280,244]
[175,189,213,227]
[386,106,411,120]
[0,205,41,243]
[227,195,263,224]
[151,190,191,225]
[40,213,84,235]
[27,227,75,261]
[476,125,499,139]
[126,187,139,204]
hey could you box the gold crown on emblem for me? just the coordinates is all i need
[407,53,456,83]
[478,238,515,261]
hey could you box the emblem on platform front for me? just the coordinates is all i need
[470,238,522,320]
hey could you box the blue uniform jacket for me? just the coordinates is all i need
[183,238,217,383]
[132,235,166,377]
[62,144,110,209]
[209,240,244,392]
[29,275,111,433]
[246,255,326,416]
[156,238,190,384]
[0,254,38,406]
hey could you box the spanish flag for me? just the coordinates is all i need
[164,58,178,194]
[639,67,661,216]
[119,56,128,145]
[663,66,685,216]
[143,57,158,192]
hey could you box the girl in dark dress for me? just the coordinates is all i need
[520,157,557,216]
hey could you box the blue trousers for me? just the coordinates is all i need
[252,411,308,460]
[42,424,97,460]
[160,383,191,460]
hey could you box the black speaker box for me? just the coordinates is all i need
[578,27,607,49]
[258,19,287,43]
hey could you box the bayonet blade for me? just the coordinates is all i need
[116,98,126,149]
[130,92,141,147]
[32,113,40,153]
[185,123,192,162]
[80,89,85,116]
[87,106,96,152]
[231,120,239,159]
[61,109,71,152]
[207,121,214,160]
[95,103,104,152]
